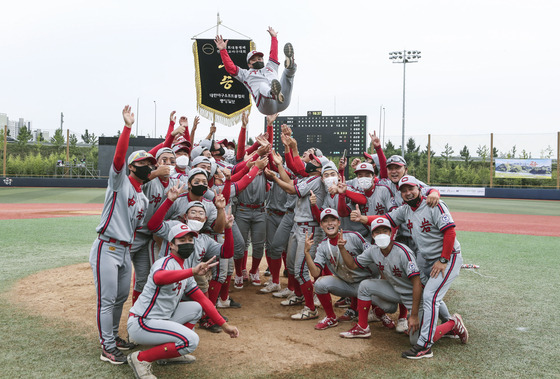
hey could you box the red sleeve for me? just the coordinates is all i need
[167,120,175,138]
[147,198,174,231]
[113,126,131,171]
[189,288,226,326]
[269,36,278,63]
[427,188,441,196]
[147,143,163,157]
[293,155,309,177]
[231,165,249,182]
[147,121,175,156]
[220,227,234,259]
[338,193,350,217]
[366,215,384,226]
[441,226,456,260]
[338,167,345,182]
[231,159,247,174]
[221,179,231,204]
[375,145,387,179]
[267,124,274,169]
[219,49,239,76]
[153,267,193,286]
[311,204,322,224]
[346,190,367,205]
[245,140,260,155]
[236,127,246,161]
[233,166,259,193]
[284,151,297,173]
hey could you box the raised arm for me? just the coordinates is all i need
[267,27,279,63]
[215,35,238,76]
[114,105,134,171]
[370,131,387,179]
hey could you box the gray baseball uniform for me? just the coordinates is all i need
[235,172,267,261]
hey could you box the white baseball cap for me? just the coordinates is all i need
[168,223,198,241]
[155,147,175,160]
[355,162,375,174]
[247,50,264,63]
[398,175,421,190]
[320,208,340,221]
[370,217,392,232]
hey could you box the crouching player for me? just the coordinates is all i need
[127,224,239,378]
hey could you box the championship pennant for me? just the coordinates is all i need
[193,39,255,126]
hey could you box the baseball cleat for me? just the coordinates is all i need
[281,295,305,306]
[264,267,271,276]
[401,344,433,359]
[315,316,339,330]
[451,313,469,344]
[128,351,156,378]
[199,317,222,333]
[101,346,127,365]
[291,306,319,320]
[339,324,371,338]
[284,42,295,69]
[396,318,409,333]
[379,314,396,329]
[242,269,249,282]
[334,297,351,308]
[442,330,460,339]
[156,354,196,365]
[115,336,137,351]
[234,275,244,289]
[270,79,284,103]
[337,308,358,322]
[260,282,281,294]
[273,288,294,298]
[250,272,261,286]
[216,296,241,309]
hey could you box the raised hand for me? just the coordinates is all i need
[193,256,218,276]
[257,143,271,157]
[244,151,257,162]
[193,116,200,129]
[337,229,347,248]
[210,123,217,135]
[151,165,171,178]
[171,125,186,137]
[338,157,347,170]
[337,182,347,194]
[351,158,361,170]
[309,190,317,206]
[214,193,226,210]
[167,182,185,202]
[280,133,290,147]
[266,113,279,126]
[214,35,228,51]
[370,131,380,149]
[304,231,314,252]
[179,116,188,127]
[255,156,269,170]
[328,185,338,195]
[225,210,235,229]
[241,112,249,127]
[170,111,177,123]
[264,168,276,180]
[267,26,278,38]
[271,149,283,166]
[122,105,135,127]
[350,204,362,223]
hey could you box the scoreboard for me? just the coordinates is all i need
[265,112,367,157]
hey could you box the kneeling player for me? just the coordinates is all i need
[127,224,239,378]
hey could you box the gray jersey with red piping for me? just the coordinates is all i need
[293,175,326,223]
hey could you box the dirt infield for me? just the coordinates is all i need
[0,203,102,220]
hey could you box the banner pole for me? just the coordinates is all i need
[557,131,559,190]
[489,133,494,188]
[427,134,431,185]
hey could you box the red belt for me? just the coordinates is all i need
[239,202,264,209]
[297,222,314,226]
[268,209,286,216]
[129,313,140,318]
[98,235,131,247]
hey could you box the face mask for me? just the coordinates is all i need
[176,243,195,259]
[214,147,225,156]
[187,219,204,232]
[251,61,264,70]
[223,149,235,160]
[405,196,422,208]
[175,156,189,169]
[357,177,373,190]
[324,176,338,188]
[305,162,319,173]
[208,157,216,164]
[191,184,207,196]
[167,165,176,177]
[374,234,391,249]
[132,164,153,182]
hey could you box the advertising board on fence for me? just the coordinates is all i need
[494,159,552,179]
[434,187,486,197]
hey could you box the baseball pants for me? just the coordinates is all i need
[255,66,296,115]
[268,210,294,260]
[130,233,152,293]
[235,206,266,260]
[314,275,360,298]
[286,223,325,284]
[89,238,132,349]
[127,301,202,355]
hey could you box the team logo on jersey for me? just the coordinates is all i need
[375,203,385,215]
[376,262,385,272]
[406,220,414,232]
[420,218,431,232]
[136,209,144,220]
[128,197,136,207]
[441,214,451,224]
[408,261,419,275]
[150,194,162,205]
[392,265,403,277]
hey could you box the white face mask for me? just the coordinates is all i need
[175,156,189,169]
[223,149,235,160]
[324,176,338,188]
[357,177,373,191]
[167,165,176,177]
[187,219,204,232]
[374,234,391,249]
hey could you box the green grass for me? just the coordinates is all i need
[442,196,560,216]
[0,187,106,203]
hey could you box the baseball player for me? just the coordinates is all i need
[352,175,468,358]
[127,224,239,378]
[89,105,153,364]
[302,208,381,330]
[215,27,296,115]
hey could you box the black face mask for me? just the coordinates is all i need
[191,184,207,196]
[305,162,319,173]
[177,243,195,259]
[132,164,153,182]
[251,61,264,70]
[404,196,422,208]
[213,147,225,156]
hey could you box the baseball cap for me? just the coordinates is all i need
[155,147,175,160]
[322,161,338,174]
[190,145,209,159]
[355,162,375,174]
[187,167,209,182]
[168,223,198,241]
[217,139,229,146]
[398,175,421,190]
[185,201,206,214]
[320,208,340,221]
[127,150,156,165]
[247,50,264,63]
[311,147,323,157]
[370,217,392,232]
[387,155,407,167]
[172,144,191,154]
[174,136,192,147]
[191,156,212,168]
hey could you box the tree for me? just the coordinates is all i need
[70,133,78,147]
[476,144,489,162]
[247,137,255,146]
[540,145,553,159]
[37,132,45,142]
[520,149,531,159]
[441,143,454,162]
[493,147,499,158]
[17,126,32,147]
[82,129,98,146]
[51,129,65,150]
[383,140,399,157]
[459,145,471,166]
